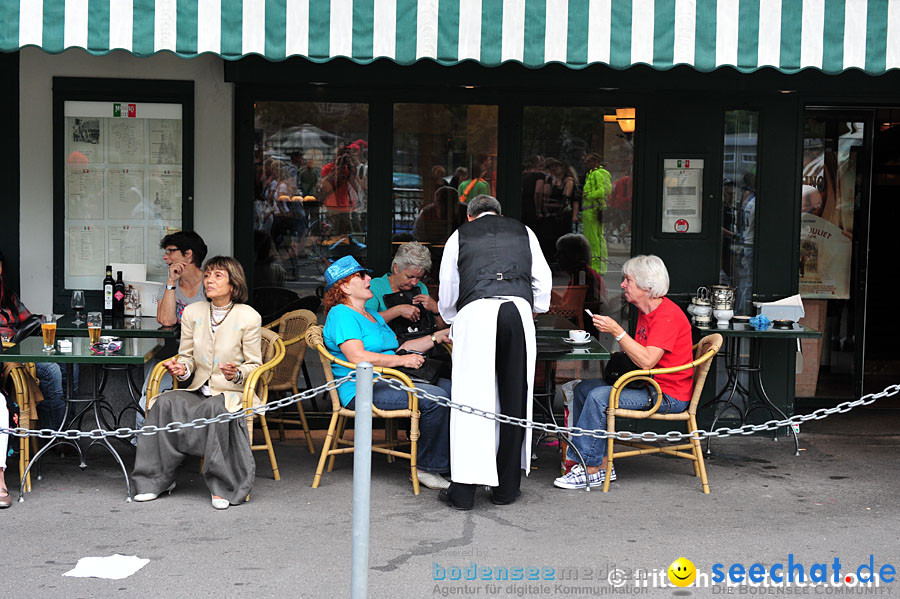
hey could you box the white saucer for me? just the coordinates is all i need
[564,338,591,345]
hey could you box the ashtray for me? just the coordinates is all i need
[772,319,795,330]
[99,335,120,344]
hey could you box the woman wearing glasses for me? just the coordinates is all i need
[322,256,452,491]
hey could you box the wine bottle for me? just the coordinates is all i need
[103,265,115,320]
[113,271,126,320]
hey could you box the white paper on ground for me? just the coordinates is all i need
[63,554,149,580]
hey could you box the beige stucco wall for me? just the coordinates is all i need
[19,47,233,313]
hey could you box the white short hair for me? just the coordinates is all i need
[622,255,669,298]
[391,241,432,274]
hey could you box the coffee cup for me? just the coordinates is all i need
[568,330,590,342]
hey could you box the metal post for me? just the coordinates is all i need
[350,362,373,599]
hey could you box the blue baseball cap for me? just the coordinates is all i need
[324,256,370,290]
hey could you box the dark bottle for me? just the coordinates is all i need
[113,271,126,320]
[103,265,115,320]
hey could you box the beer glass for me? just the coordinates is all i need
[87,312,102,344]
[41,314,58,351]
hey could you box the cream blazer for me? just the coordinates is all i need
[176,301,263,412]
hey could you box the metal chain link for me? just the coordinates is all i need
[0,373,356,440]
[2,369,898,443]
[373,376,900,442]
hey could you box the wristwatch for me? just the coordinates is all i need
[614,331,627,342]
[431,333,438,344]
[166,284,177,290]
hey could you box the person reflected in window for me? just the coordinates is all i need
[457,161,489,204]
[520,155,546,232]
[539,158,576,261]
[553,233,608,320]
[581,153,612,274]
[414,166,466,245]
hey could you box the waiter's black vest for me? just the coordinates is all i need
[457,214,533,311]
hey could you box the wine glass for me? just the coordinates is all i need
[71,290,86,325]
[127,287,142,325]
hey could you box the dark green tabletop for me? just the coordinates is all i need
[694,323,822,339]
[536,330,610,361]
[56,314,179,339]
[0,336,163,364]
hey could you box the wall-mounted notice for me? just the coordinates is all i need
[662,158,704,234]
[63,100,184,289]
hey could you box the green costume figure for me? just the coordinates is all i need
[581,155,612,274]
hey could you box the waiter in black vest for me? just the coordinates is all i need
[437,195,552,510]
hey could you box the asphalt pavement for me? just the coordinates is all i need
[4,389,899,598]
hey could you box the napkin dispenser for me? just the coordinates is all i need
[753,295,805,322]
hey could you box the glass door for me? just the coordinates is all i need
[797,110,872,400]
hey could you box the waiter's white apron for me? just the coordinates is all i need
[449,296,536,486]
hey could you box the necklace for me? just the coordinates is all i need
[209,300,235,326]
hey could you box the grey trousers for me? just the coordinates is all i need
[132,391,255,505]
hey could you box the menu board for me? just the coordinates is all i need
[63,101,184,289]
[662,158,704,234]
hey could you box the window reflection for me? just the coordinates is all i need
[251,102,368,308]
[393,103,498,282]
[521,107,634,332]
[720,110,759,314]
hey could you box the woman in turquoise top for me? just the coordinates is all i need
[364,242,446,330]
[323,256,452,490]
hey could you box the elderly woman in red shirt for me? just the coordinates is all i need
[554,255,693,490]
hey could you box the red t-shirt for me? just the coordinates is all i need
[634,297,694,403]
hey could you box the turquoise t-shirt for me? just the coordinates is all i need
[324,304,400,406]
[364,273,428,313]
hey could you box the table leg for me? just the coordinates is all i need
[706,338,748,455]
[747,338,801,456]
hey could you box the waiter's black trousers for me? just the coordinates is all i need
[449,301,528,507]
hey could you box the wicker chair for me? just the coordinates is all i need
[601,333,723,493]
[146,328,286,480]
[262,308,317,453]
[304,324,422,495]
[4,362,40,493]
[549,285,588,328]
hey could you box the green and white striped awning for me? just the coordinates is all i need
[2,0,898,75]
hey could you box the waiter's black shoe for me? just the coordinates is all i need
[439,488,473,511]
[490,490,522,506]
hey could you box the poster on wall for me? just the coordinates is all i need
[662,158,703,233]
[799,127,859,299]
[63,100,184,289]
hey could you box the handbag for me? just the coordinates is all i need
[393,357,442,385]
[603,351,650,390]
[383,290,437,342]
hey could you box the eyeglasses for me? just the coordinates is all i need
[355,271,368,279]
[163,247,180,255]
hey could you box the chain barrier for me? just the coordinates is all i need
[1,368,898,443]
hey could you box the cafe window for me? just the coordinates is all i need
[520,106,635,329]
[720,110,759,315]
[392,103,498,282]
[250,101,369,299]
[52,78,194,312]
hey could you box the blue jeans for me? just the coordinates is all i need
[35,362,66,430]
[348,377,451,473]
[567,378,686,466]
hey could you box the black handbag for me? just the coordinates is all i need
[603,351,650,390]
[393,357,442,385]
[383,290,438,342]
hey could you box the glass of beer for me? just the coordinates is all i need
[87,312,102,344]
[41,313,58,351]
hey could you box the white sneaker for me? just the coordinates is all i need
[416,470,451,490]
[211,495,229,510]
[134,482,175,502]
[553,465,615,489]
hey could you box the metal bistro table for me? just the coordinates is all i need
[0,335,163,502]
[534,329,611,461]
[57,315,179,426]
[700,323,822,456]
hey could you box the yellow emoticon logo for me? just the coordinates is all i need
[668,557,696,587]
